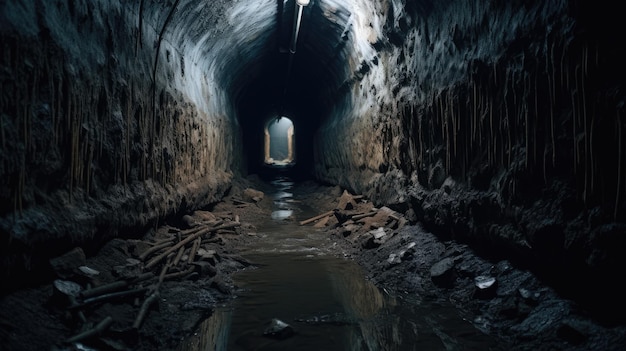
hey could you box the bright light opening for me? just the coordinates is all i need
[264,116,295,166]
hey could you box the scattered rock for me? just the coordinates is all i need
[182,214,198,228]
[341,223,359,237]
[196,248,218,265]
[78,266,100,277]
[49,247,86,279]
[263,318,294,339]
[430,257,456,287]
[473,275,497,299]
[50,279,82,307]
[193,210,216,222]
[387,253,401,267]
[361,227,387,249]
[112,258,143,279]
[518,288,541,305]
[75,265,100,285]
[402,241,416,257]
[243,188,264,203]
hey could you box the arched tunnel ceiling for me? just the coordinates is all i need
[152,0,382,123]
[150,0,389,174]
[225,0,356,122]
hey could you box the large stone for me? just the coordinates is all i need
[196,248,218,265]
[113,258,143,279]
[430,257,456,288]
[182,215,198,228]
[243,188,264,203]
[193,210,216,222]
[361,227,387,249]
[263,318,295,339]
[49,247,86,279]
[473,275,498,299]
[50,279,82,307]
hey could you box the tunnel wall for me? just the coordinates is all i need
[0,0,241,282]
[314,0,626,290]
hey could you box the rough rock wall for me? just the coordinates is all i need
[314,0,626,294]
[0,1,241,282]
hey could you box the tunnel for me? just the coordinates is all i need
[1,0,626,349]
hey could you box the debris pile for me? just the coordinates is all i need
[300,189,406,250]
[47,209,249,350]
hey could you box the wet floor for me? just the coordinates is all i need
[178,177,505,351]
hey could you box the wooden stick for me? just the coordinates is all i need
[71,287,148,310]
[352,211,378,221]
[66,316,114,344]
[80,280,128,299]
[144,222,240,270]
[179,224,209,236]
[163,266,194,280]
[188,237,201,264]
[80,272,154,300]
[299,210,335,226]
[130,272,155,284]
[232,198,252,205]
[157,262,170,286]
[144,228,209,270]
[139,240,174,261]
[172,245,185,266]
[153,236,176,245]
[132,291,159,330]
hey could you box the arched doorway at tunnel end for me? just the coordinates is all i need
[264,116,296,168]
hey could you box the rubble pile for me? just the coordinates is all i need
[43,208,256,350]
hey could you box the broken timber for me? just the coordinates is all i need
[133,291,159,330]
[66,316,114,344]
[144,221,240,270]
[299,210,335,226]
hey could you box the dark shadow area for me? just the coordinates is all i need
[231,0,353,180]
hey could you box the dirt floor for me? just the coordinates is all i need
[1,175,626,351]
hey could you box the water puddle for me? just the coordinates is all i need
[270,210,293,220]
[178,177,504,350]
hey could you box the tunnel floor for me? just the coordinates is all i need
[1,175,624,350]
[177,177,503,350]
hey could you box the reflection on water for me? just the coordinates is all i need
[178,177,504,351]
[270,210,293,220]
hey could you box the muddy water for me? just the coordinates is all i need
[178,177,503,351]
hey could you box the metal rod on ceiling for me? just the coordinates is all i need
[281,0,310,114]
[289,0,309,53]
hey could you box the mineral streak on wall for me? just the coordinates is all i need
[0,0,246,279]
[313,0,625,278]
[316,0,623,210]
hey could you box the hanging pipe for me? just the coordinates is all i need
[281,0,310,113]
[289,0,310,53]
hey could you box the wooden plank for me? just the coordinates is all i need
[299,210,335,226]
